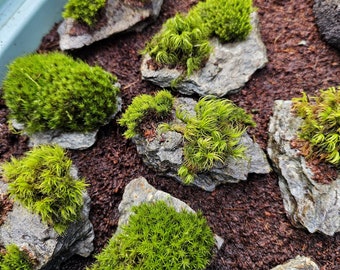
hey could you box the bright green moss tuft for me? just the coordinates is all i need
[142,12,211,78]
[118,90,174,139]
[88,200,215,270]
[3,52,119,134]
[292,86,340,165]
[193,0,254,42]
[63,0,106,26]
[0,244,33,270]
[1,145,88,234]
[161,96,255,183]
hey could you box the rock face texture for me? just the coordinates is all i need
[267,100,340,236]
[271,255,319,270]
[58,0,163,50]
[117,177,224,249]
[133,97,271,191]
[0,168,94,270]
[141,12,267,97]
[313,0,340,50]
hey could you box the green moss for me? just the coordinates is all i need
[118,90,174,138]
[1,145,88,234]
[193,0,254,42]
[63,0,106,26]
[142,12,211,78]
[88,200,214,270]
[161,96,255,183]
[292,86,340,165]
[0,244,33,270]
[3,52,119,134]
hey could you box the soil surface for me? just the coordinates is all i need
[1,0,340,269]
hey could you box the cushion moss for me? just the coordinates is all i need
[3,52,120,134]
[1,145,88,234]
[63,0,106,26]
[88,200,215,269]
[0,244,33,270]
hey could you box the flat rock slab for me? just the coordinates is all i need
[0,167,94,270]
[267,100,340,236]
[141,12,267,97]
[133,97,271,191]
[271,255,319,270]
[58,0,163,50]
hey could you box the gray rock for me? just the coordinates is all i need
[267,100,340,236]
[141,12,267,97]
[11,96,122,150]
[313,0,340,50]
[117,176,223,249]
[271,255,319,270]
[0,168,94,270]
[58,0,163,50]
[133,97,271,191]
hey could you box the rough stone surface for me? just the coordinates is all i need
[313,0,340,50]
[271,255,319,270]
[58,0,163,50]
[141,12,268,97]
[133,97,271,191]
[11,96,122,150]
[0,167,94,270]
[117,176,223,248]
[267,100,340,236]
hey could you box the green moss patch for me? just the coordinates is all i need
[88,200,214,269]
[3,52,119,134]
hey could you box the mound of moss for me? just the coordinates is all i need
[118,90,174,139]
[63,0,106,26]
[1,145,87,234]
[193,0,254,42]
[3,52,119,134]
[88,200,214,269]
[0,244,33,270]
[142,11,211,78]
[292,86,340,165]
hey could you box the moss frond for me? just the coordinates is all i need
[118,90,174,139]
[292,86,340,165]
[0,244,34,270]
[1,145,88,234]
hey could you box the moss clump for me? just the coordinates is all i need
[292,86,340,165]
[193,0,254,43]
[3,52,119,134]
[88,200,214,270]
[1,145,87,234]
[0,244,33,270]
[161,96,255,183]
[118,90,174,139]
[63,0,106,26]
[142,11,211,78]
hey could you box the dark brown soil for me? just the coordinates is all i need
[1,0,340,269]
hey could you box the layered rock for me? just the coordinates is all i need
[267,100,340,236]
[313,0,340,50]
[0,168,94,270]
[133,97,271,191]
[141,12,267,97]
[58,0,163,50]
